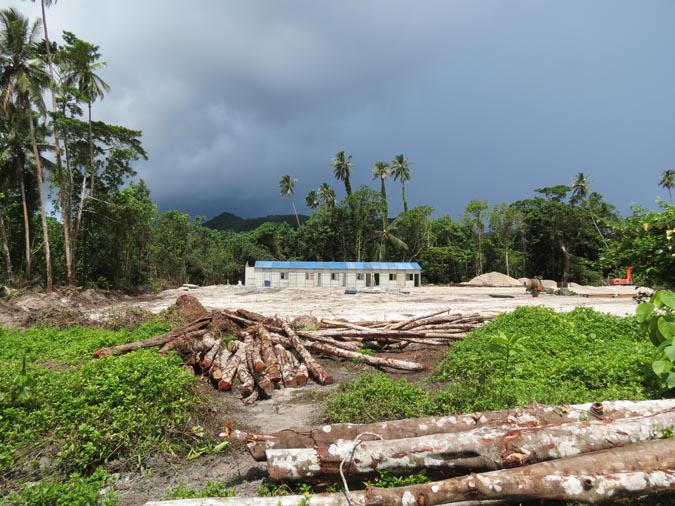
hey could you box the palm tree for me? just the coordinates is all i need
[305,189,319,210]
[571,172,608,248]
[373,214,407,261]
[60,31,110,200]
[279,174,300,226]
[331,150,353,197]
[659,170,675,205]
[318,182,336,208]
[0,8,53,291]
[372,160,390,230]
[391,154,412,212]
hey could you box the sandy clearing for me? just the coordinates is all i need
[129,283,647,321]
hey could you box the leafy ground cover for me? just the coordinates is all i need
[0,318,208,504]
[327,306,664,422]
[0,305,670,504]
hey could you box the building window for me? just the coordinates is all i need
[407,273,414,281]
[356,273,364,281]
[306,273,314,280]
[389,273,397,281]
[280,272,287,280]
[331,272,339,281]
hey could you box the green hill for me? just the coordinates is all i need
[203,211,307,232]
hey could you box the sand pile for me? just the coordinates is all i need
[468,272,521,287]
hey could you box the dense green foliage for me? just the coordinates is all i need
[436,307,660,412]
[0,322,201,502]
[636,289,675,390]
[325,373,438,423]
[326,307,663,423]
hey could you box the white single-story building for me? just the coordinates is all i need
[245,261,422,289]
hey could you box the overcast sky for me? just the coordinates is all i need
[13,0,675,220]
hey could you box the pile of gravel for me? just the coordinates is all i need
[468,272,522,287]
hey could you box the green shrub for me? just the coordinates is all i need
[0,322,200,483]
[163,480,235,500]
[325,372,438,423]
[434,306,660,412]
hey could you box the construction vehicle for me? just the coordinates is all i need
[610,266,633,286]
[524,278,543,297]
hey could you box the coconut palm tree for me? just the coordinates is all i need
[659,170,675,205]
[305,189,319,210]
[279,174,300,226]
[571,172,608,248]
[319,182,336,208]
[0,8,53,291]
[331,150,353,197]
[59,31,110,200]
[391,153,412,212]
[372,160,390,230]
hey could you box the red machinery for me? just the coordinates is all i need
[610,266,633,286]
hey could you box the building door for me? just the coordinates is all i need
[374,273,380,286]
[415,273,420,287]
[366,273,372,287]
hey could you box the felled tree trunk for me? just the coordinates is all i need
[265,408,675,480]
[230,399,675,461]
[365,438,675,505]
[282,322,334,385]
[94,316,212,357]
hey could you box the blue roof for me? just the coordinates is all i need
[254,261,421,271]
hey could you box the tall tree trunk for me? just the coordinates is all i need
[0,211,15,286]
[559,238,570,283]
[16,157,31,281]
[291,199,300,227]
[28,112,53,292]
[88,102,96,199]
[401,182,408,212]
[586,201,608,249]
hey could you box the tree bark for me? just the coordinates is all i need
[282,322,333,385]
[93,316,212,357]
[364,438,675,506]
[231,399,675,461]
[265,407,675,480]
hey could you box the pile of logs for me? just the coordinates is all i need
[145,399,675,505]
[93,298,492,405]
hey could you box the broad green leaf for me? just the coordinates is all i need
[657,318,675,340]
[653,360,672,376]
[636,302,655,322]
[666,372,675,390]
[664,345,675,362]
[653,290,675,310]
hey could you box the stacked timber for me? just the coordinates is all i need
[93,299,492,404]
[145,399,675,505]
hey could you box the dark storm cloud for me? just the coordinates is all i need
[14,1,675,219]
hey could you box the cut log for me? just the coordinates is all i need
[244,331,266,373]
[306,340,427,372]
[387,308,453,330]
[258,326,282,383]
[94,316,212,357]
[200,334,221,368]
[364,438,675,505]
[266,407,675,480]
[282,321,334,385]
[218,345,245,391]
[274,344,297,388]
[231,398,675,461]
[237,361,255,397]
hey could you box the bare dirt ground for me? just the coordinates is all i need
[0,282,650,505]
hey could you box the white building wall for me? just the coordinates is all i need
[247,268,420,288]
